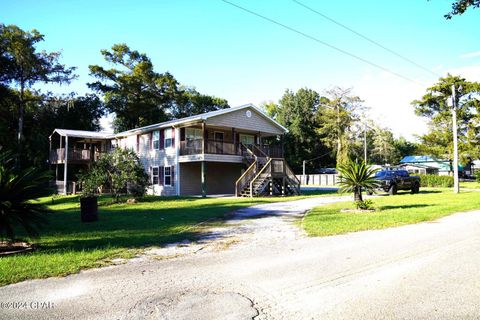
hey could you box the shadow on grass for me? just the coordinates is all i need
[27,199,264,253]
[378,204,432,210]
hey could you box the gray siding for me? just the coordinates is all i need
[206,107,284,135]
[180,162,244,195]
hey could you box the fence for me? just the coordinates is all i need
[296,174,339,186]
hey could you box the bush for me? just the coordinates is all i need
[414,174,453,188]
[79,148,148,202]
[354,199,374,210]
[475,171,480,183]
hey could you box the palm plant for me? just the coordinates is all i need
[337,160,380,205]
[0,152,51,242]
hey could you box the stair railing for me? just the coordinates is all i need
[235,160,257,196]
[249,158,272,197]
[284,160,301,195]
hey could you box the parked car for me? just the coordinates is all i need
[368,168,421,195]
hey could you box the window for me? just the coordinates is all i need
[164,166,171,186]
[153,131,160,149]
[186,128,202,149]
[164,128,173,148]
[214,132,224,141]
[152,167,159,184]
[239,134,255,146]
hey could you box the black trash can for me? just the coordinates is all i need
[80,196,98,222]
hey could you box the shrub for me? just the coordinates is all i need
[79,148,148,202]
[354,199,374,210]
[413,174,453,188]
[0,152,51,242]
[337,160,380,204]
[475,171,480,183]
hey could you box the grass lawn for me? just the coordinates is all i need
[302,189,480,237]
[0,189,338,286]
[460,181,480,189]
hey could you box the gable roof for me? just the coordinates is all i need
[50,104,288,139]
[113,104,288,138]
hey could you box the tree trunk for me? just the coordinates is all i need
[354,187,363,202]
[16,82,25,168]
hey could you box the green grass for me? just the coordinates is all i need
[0,189,338,286]
[460,181,480,189]
[302,189,480,237]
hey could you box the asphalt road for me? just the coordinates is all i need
[1,196,480,320]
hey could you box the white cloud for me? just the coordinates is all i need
[353,68,429,141]
[447,65,480,82]
[459,51,480,59]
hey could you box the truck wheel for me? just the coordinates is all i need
[388,184,397,195]
[411,183,420,194]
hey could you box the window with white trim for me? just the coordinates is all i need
[152,167,159,184]
[164,128,173,148]
[164,166,172,186]
[153,131,160,149]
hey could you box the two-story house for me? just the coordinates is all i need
[48,104,300,197]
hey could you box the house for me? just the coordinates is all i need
[48,104,300,197]
[399,155,463,176]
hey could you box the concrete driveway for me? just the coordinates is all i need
[1,195,480,320]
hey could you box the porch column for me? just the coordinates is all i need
[63,135,68,195]
[175,127,181,196]
[232,128,236,154]
[201,161,206,198]
[202,121,206,154]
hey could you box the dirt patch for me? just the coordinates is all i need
[0,242,35,256]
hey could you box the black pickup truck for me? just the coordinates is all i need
[368,169,421,195]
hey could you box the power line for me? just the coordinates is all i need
[292,0,441,78]
[220,0,425,87]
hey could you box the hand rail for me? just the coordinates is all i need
[249,158,272,197]
[235,160,257,196]
[284,160,301,194]
[252,144,269,158]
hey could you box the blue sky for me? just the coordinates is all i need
[1,0,479,139]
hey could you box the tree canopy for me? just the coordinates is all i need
[412,74,480,163]
[89,44,229,132]
[0,24,76,161]
[443,0,480,19]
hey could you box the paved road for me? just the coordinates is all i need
[1,196,480,319]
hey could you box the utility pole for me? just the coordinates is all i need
[364,122,367,164]
[451,84,460,194]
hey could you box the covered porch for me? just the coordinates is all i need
[177,122,284,161]
[49,129,111,195]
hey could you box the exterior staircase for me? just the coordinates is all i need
[235,144,301,197]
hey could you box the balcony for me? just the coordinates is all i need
[49,148,104,164]
[179,139,283,158]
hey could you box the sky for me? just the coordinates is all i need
[1,0,479,140]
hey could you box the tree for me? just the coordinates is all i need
[371,126,397,165]
[89,44,180,132]
[172,87,229,118]
[0,24,76,159]
[0,151,51,242]
[337,160,379,205]
[273,88,330,172]
[317,87,365,166]
[412,74,480,163]
[82,148,148,202]
[443,0,480,19]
